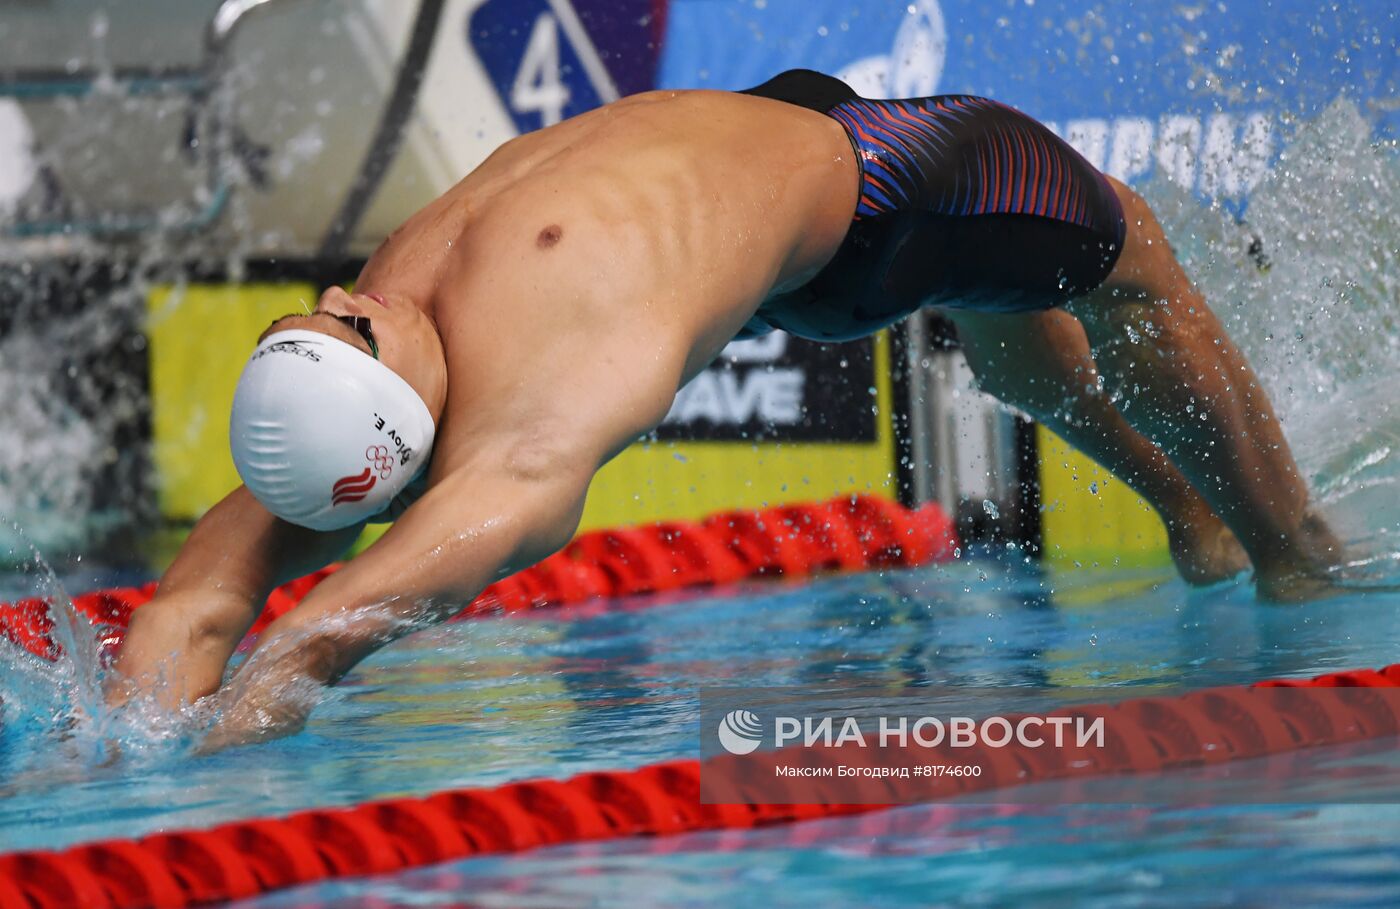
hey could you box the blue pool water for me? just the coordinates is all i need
[3,557,1400,907]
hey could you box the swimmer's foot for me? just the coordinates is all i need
[1255,507,1350,604]
[1255,568,1350,604]
[1167,515,1251,587]
[1298,506,1347,568]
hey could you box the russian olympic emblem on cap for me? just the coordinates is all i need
[330,446,396,507]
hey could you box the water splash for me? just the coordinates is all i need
[0,522,220,775]
[0,549,427,781]
[0,522,107,770]
[0,270,149,557]
[1145,96,1400,574]
[0,19,315,558]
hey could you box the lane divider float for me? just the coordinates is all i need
[1,664,1397,908]
[0,494,958,663]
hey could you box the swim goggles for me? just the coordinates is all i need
[331,314,379,359]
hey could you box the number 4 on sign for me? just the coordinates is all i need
[469,0,622,133]
[513,13,570,126]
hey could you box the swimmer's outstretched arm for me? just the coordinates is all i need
[110,486,366,711]
[197,459,592,751]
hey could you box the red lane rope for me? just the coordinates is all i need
[0,494,959,664]
[2,664,1398,909]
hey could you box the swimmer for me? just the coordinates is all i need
[111,70,1341,749]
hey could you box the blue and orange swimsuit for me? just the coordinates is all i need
[740,69,1127,341]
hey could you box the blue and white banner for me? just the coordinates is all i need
[466,0,1395,212]
[657,0,1398,205]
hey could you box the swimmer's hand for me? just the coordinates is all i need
[194,632,340,754]
[195,594,424,753]
[195,688,311,754]
[195,696,309,754]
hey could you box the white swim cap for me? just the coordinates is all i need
[230,329,436,531]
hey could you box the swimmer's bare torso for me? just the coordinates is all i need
[364,89,857,479]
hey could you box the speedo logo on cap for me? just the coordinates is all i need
[253,339,323,362]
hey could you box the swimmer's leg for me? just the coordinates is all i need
[1065,177,1341,601]
[950,306,1249,585]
